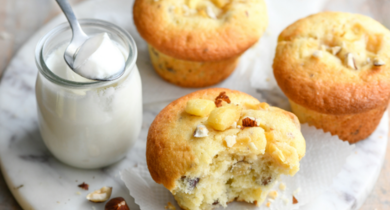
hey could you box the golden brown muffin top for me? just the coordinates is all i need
[273,12,390,115]
[133,0,268,62]
[146,88,306,190]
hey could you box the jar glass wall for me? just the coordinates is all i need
[35,19,142,169]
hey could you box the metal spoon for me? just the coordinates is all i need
[56,0,124,81]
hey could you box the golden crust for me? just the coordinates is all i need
[273,12,390,115]
[148,45,239,87]
[290,100,387,143]
[146,88,306,190]
[133,0,268,62]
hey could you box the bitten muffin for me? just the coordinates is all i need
[134,0,268,87]
[147,88,306,210]
[273,12,390,143]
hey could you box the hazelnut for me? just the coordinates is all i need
[86,186,112,203]
[242,117,257,127]
[215,92,231,107]
[105,197,130,210]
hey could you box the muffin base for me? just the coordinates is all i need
[148,45,239,88]
[290,100,387,143]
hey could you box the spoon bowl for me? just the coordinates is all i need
[56,0,125,81]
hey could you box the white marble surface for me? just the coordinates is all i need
[0,0,388,210]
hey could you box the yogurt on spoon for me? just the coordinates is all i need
[73,33,126,80]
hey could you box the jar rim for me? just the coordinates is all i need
[35,19,138,88]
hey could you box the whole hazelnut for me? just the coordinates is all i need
[105,197,130,210]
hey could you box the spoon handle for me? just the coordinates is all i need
[56,0,88,38]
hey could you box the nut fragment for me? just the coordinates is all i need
[86,186,112,203]
[225,135,237,147]
[249,142,258,150]
[330,46,341,55]
[292,196,298,204]
[78,182,89,190]
[242,117,257,127]
[206,6,217,19]
[312,50,322,58]
[373,58,385,66]
[105,197,130,210]
[345,53,357,70]
[194,124,209,138]
[215,92,231,107]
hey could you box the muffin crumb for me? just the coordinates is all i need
[268,190,278,199]
[165,202,176,210]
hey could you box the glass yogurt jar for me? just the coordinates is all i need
[35,19,142,169]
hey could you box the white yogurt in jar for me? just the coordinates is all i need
[35,32,142,169]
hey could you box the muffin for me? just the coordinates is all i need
[147,88,306,210]
[273,12,390,143]
[133,0,268,87]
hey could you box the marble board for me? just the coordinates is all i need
[0,0,388,210]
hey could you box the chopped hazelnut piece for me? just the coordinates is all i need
[194,124,209,138]
[330,46,341,55]
[225,135,237,147]
[215,92,231,107]
[86,186,113,203]
[346,53,357,70]
[292,196,298,204]
[374,58,385,66]
[249,142,258,150]
[206,6,217,19]
[242,117,257,127]
[312,50,322,58]
[78,182,89,190]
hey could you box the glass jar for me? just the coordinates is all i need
[35,19,142,169]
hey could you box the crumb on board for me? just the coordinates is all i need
[293,187,301,195]
[279,183,286,191]
[266,201,271,207]
[268,190,278,199]
[165,202,176,210]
